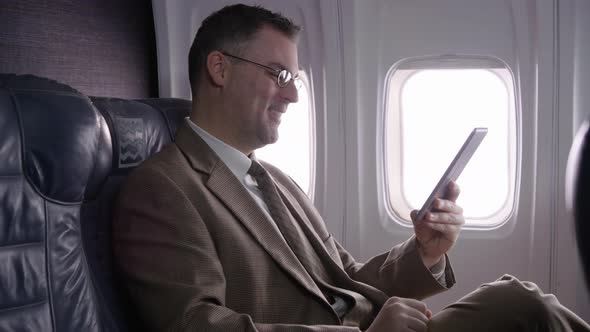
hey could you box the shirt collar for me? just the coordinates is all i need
[185,118,252,179]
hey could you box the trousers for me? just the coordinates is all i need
[428,274,590,331]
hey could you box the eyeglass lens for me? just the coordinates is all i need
[277,70,303,90]
[277,70,291,87]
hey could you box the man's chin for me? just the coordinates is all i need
[260,133,279,146]
[252,134,278,151]
[266,136,279,146]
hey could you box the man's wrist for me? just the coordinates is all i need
[418,246,443,269]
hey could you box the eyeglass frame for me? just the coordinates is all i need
[221,52,302,89]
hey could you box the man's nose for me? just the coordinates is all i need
[281,80,299,104]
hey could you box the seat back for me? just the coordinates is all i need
[0,74,190,331]
[567,119,590,289]
[87,96,191,330]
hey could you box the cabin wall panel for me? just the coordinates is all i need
[574,0,590,127]
[0,0,158,98]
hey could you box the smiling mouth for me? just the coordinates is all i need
[269,109,283,124]
[268,105,286,123]
[270,104,287,113]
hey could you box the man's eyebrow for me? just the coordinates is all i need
[267,62,286,70]
[268,61,299,74]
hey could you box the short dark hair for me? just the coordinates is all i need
[188,4,301,98]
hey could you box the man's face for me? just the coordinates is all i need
[223,26,299,152]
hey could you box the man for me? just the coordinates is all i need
[114,4,590,331]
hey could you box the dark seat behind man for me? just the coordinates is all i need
[566,118,590,289]
[0,73,190,331]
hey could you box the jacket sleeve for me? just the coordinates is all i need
[332,235,455,300]
[113,164,363,332]
[265,164,455,302]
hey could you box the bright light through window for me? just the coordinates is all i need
[256,72,314,197]
[385,64,517,228]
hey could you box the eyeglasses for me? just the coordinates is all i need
[222,52,302,89]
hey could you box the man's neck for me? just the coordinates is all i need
[189,108,254,156]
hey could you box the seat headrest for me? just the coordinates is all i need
[90,97,191,173]
[137,98,192,139]
[0,74,112,202]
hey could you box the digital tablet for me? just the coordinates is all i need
[415,127,488,221]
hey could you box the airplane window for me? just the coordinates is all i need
[384,62,517,229]
[257,71,315,198]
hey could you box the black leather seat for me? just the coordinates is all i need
[567,119,590,290]
[0,74,190,331]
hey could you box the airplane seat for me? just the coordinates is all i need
[0,73,191,331]
[566,118,590,290]
[87,96,191,331]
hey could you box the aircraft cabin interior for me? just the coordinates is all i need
[1,0,590,330]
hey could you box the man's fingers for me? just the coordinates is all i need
[410,182,462,223]
[420,221,462,234]
[445,181,461,202]
[432,198,463,215]
[424,211,465,225]
[388,298,429,331]
[406,314,429,332]
[395,297,428,314]
[374,297,431,332]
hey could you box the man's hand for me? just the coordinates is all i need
[366,297,432,332]
[410,181,465,269]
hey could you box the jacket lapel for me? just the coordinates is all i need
[174,123,330,307]
[274,180,336,267]
[274,180,389,307]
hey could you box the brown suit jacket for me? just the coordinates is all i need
[113,123,455,331]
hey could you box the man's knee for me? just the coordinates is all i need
[469,274,554,318]
[429,275,554,331]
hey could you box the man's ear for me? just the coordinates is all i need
[206,51,228,87]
